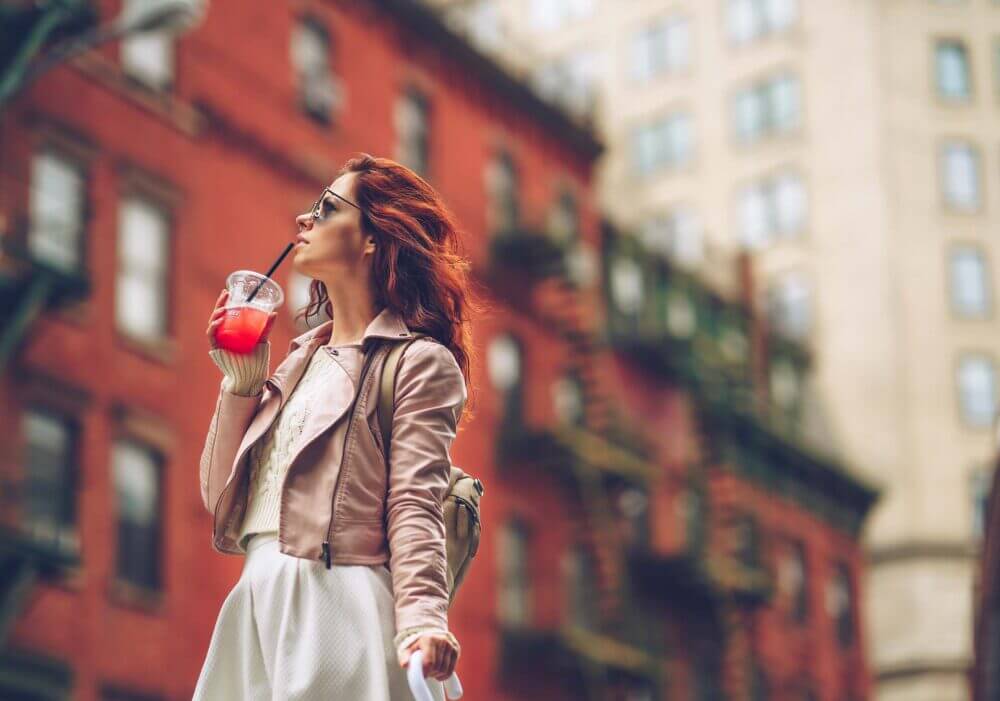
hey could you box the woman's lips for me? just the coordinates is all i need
[295,234,309,245]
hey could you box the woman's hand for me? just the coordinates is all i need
[206,289,277,351]
[400,633,460,682]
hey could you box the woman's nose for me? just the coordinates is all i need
[296,212,313,230]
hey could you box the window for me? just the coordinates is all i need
[498,520,532,626]
[936,39,971,101]
[21,408,79,555]
[618,486,650,551]
[460,0,503,52]
[941,142,981,211]
[563,543,599,630]
[609,257,645,316]
[631,112,694,176]
[116,196,171,342]
[727,0,798,45]
[950,245,991,318]
[778,540,809,621]
[826,563,854,647]
[485,151,519,232]
[531,0,594,31]
[547,189,579,246]
[488,334,524,426]
[112,439,163,591]
[733,73,801,144]
[533,50,600,118]
[395,88,430,176]
[632,16,691,82]
[737,172,807,249]
[665,290,697,338]
[28,150,86,272]
[566,241,599,289]
[291,17,341,122]
[958,353,997,427]
[765,273,811,340]
[639,208,703,266]
[769,359,802,410]
[120,0,175,90]
[552,370,585,426]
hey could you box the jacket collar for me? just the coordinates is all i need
[289,306,414,352]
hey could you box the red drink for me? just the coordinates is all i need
[214,305,270,354]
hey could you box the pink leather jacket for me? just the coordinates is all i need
[198,307,467,642]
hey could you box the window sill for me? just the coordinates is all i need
[107,578,164,613]
[115,332,176,366]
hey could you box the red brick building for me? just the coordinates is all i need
[0,1,876,700]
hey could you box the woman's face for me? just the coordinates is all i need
[293,171,375,278]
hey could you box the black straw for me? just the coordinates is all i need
[247,242,294,303]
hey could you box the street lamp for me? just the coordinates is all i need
[0,0,208,108]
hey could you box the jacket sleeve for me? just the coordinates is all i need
[385,340,467,654]
[199,342,270,515]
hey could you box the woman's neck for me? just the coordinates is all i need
[321,278,378,346]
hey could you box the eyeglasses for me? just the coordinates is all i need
[310,187,361,221]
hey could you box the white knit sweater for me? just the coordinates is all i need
[208,342,456,661]
[236,345,337,547]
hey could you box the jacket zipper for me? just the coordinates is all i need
[321,415,353,569]
[321,346,381,569]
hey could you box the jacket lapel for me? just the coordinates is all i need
[225,307,416,485]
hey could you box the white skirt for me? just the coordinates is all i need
[192,532,445,701]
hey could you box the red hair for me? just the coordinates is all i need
[298,154,482,422]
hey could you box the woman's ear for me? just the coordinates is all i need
[364,236,376,254]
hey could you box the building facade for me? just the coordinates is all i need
[1,0,875,699]
[430,1,1000,698]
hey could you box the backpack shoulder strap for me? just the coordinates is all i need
[377,333,428,462]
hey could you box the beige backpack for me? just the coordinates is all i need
[378,336,484,606]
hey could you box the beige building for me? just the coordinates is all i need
[427,0,1000,699]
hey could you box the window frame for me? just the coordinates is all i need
[109,433,166,606]
[26,145,91,275]
[948,241,993,319]
[119,0,177,92]
[20,404,82,558]
[394,85,432,177]
[939,139,983,213]
[933,37,974,104]
[115,192,174,347]
[291,14,340,125]
[956,351,998,429]
[497,517,534,627]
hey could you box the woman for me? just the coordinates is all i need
[193,154,479,700]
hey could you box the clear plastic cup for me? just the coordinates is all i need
[213,270,284,354]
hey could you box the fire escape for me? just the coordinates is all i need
[484,208,877,700]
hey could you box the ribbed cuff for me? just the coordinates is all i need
[209,342,270,396]
[394,627,459,666]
